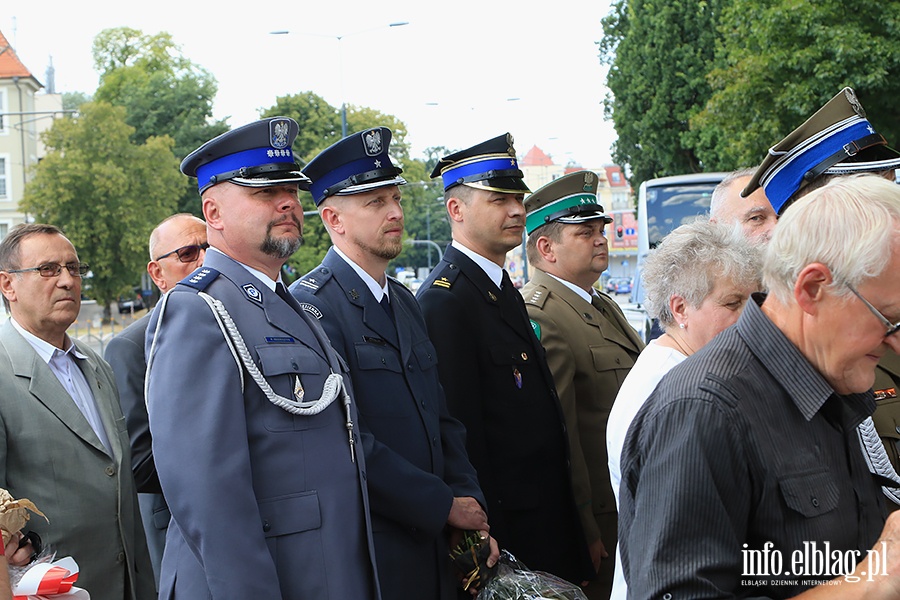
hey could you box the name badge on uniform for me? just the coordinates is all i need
[265,336,296,344]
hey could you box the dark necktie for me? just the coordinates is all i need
[380,294,395,325]
[276,282,299,314]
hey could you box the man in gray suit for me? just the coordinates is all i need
[145,117,380,599]
[0,223,155,600]
[105,213,207,585]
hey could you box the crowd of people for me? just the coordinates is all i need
[0,85,898,600]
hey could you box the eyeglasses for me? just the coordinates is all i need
[846,284,900,338]
[6,262,90,278]
[155,243,209,263]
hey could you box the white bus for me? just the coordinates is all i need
[632,172,727,336]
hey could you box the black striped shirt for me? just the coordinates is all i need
[619,294,884,599]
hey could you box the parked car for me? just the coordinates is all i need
[614,278,633,295]
[117,295,145,314]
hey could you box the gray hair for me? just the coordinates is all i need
[642,219,762,330]
[709,167,758,220]
[764,174,900,304]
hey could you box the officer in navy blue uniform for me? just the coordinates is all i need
[145,117,380,599]
[289,127,494,600]
[416,134,594,587]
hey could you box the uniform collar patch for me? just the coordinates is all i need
[242,283,263,303]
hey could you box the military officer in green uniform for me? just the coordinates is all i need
[521,171,644,599]
[743,87,900,505]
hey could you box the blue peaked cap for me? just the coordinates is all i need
[303,127,406,206]
[181,117,311,194]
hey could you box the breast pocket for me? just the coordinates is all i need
[779,470,839,518]
[411,339,439,372]
[489,343,535,399]
[257,345,332,432]
[590,345,637,404]
[354,342,402,373]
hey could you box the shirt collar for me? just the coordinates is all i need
[451,240,504,289]
[546,272,593,304]
[10,317,85,364]
[737,293,875,424]
[332,246,388,302]
[208,246,281,292]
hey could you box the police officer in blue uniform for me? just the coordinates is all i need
[417,134,594,587]
[145,117,380,599]
[289,127,494,600]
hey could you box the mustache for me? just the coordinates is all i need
[270,214,303,230]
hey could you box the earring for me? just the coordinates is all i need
[679,323,686,329]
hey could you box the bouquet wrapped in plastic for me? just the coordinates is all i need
[0,488,89,599]
[11,555,89,599]
[449,531,587,600]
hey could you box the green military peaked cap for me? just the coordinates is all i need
[525,170,612,235]
[742,87,900,214]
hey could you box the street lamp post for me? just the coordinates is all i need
[271,22,409,138]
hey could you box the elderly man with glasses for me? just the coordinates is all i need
[105,213,207,586]
[0,223,155,600]
[619,175,900,599]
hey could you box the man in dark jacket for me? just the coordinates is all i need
[417,133,593,586]
[291,127,494,600]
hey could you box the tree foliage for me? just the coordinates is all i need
[690,0,900,169]
[602,0,900,187]
[22,102,181,320]
[600,0,724,186]
[92,27,228,216]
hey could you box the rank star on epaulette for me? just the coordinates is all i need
[433,277,452,289]
[242,283,263,303]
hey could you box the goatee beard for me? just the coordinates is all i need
[262,217,304,259]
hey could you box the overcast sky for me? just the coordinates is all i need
[7,0,617,168]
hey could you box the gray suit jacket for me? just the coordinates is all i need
[146,250,380,599]
[0,320,155,600]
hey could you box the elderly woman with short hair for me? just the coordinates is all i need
[605,219,763,600]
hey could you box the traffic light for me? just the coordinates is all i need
[616,226,624,239]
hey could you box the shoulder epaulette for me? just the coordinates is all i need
[294,266,334,293]
[428,264,460,290]
[523,285,549,309]
[178,267,220,291]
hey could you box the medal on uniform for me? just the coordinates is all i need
[513,368,522,389]
[293,376,305,402]
[875,387,897,401]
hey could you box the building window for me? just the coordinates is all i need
[611,171,622,184]
[0,157,6,199]
[0,223,7,241]
[0,90,5,133]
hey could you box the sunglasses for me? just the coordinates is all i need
[155,243,209,263]
[6,262,90,278]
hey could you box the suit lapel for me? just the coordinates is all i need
[325,250,400,350]
[72,341,123,459]
[205,252,329,362]
[532,270,643,353]
[446,247,534,346]
[0,323,109,455]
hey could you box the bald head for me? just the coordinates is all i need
[147,214,207,292]
[710,172,778,243]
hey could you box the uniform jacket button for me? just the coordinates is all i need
[263,520,272,532]
[105,466,115,477]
